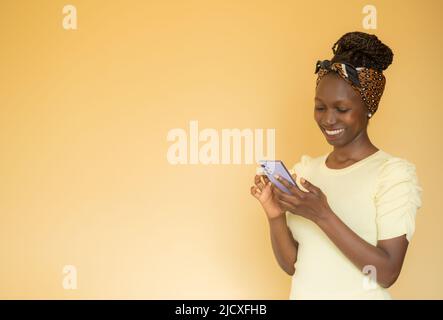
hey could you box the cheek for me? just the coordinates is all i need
[314,111,323,123]
[341,115,367,135]
[342,112,362,126]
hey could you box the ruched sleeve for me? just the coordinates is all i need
[374,158,423,242]
[289,155,311,175]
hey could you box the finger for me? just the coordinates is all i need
[250,186,261,199]
[300,177,320,195]
[276,198,292,213]
[272,185,301,208]
[278,191,301,206]
[271,183,286,198]
[275,174,308,198]
[271,182,298,198]
[262,175,270,184]
[277,198,303,216]
[272,184,301,205]
[254,175,265,191]
[260,175,266,186]
[257,174,270,186]
[273,174,300,195]
[262,181,273,195]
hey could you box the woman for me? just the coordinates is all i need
[250,31,423,299]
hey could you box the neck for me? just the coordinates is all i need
[331,130,378,162]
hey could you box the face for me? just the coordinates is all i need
[314,73,369,147]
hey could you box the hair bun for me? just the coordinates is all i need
[331,31,393,71]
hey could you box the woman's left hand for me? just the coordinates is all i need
[273,175,333,224]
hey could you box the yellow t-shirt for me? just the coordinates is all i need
[286,150,423,300]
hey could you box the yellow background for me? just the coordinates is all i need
[1,0,442,299]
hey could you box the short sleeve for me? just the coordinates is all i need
[374,158,423,242]
[289,155,311,175]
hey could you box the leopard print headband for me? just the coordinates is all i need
[315,60,386,116]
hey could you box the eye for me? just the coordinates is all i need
[315,106,325,111]
[337,107,349,113]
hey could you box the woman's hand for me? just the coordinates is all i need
[273,175,333,224]
[250,174,285,220]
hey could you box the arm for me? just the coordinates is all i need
[316,210,408,288]
[274,175,409,288]
[250,174,299,276]
[268,215,299,276]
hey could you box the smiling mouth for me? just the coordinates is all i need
[323,128,345,138]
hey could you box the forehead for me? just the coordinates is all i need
[315,73,362,104]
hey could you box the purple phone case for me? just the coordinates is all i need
[259,160,298,194]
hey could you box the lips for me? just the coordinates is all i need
[322,127,345,139]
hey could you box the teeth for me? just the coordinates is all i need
[325,128,344,135]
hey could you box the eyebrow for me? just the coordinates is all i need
[315,97,351,104]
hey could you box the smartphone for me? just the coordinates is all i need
[258,160,298,194]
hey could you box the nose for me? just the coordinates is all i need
[323,110,337,126]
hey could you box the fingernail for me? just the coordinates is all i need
[274,174,280,180]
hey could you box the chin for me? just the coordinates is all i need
[325,137,347,147]
[326,140,338,146]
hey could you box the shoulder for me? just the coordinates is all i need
[374,152,423,242]
[376,152,419,183]
[289,153,325,174]
[374,151,422,203]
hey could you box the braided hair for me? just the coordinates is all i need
[330,31,393,72]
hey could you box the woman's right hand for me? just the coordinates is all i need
[250,174,287,220]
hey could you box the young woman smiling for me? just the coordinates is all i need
[250,32,423,299]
